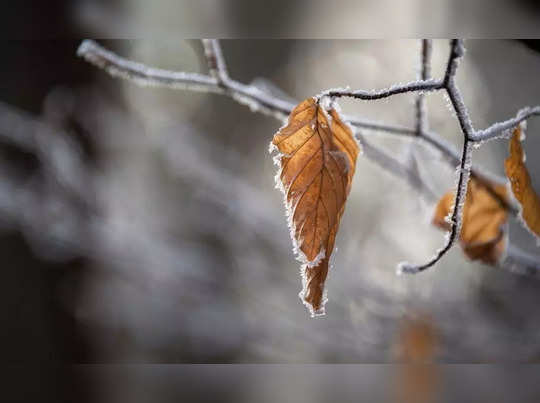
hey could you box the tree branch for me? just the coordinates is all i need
[77,39,294,120]
[76,39,540,277]
[76,39,508,191]
[323,79,443,101]
[415,39,432,136]
[399,39,474,274]
[201,39,229,84]
[77,40,223,92]
[472,106,540,142]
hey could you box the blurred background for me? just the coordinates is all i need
[3,1,540,403]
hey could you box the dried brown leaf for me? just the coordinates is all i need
[505,125,540,241]
[433,179,509,264]
[271,98,359,316]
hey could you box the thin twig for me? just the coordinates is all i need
[399,40,474,274]
[415,39,432,136]
[472,106,540,142]
[359,135,438,202]
[77,40,222,92]
[201,39,229,84]
[324,79,443,101]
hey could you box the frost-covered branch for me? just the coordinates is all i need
[77,39,294,120]
[324,79,443,101]
[76,41,434,139]
[78,39,441,138]
[76,39,508,191]
[201,39,229,84]
[415,39,432,136]
[77,40,223,93]
[76,38,540,278]
[399,39,474,274]
[472,106,540,142]
[77,40,507,191]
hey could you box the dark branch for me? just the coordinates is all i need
[324,80,443,101]
[400,39,474,274]
[415,39,432,136]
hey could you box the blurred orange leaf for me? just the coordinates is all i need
[505,125,540,241]
[395,317,438,403]
[433,179,509,264]
[271,98,359,316]
[396,316,437,363]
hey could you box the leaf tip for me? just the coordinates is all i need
[298,274,328,318]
